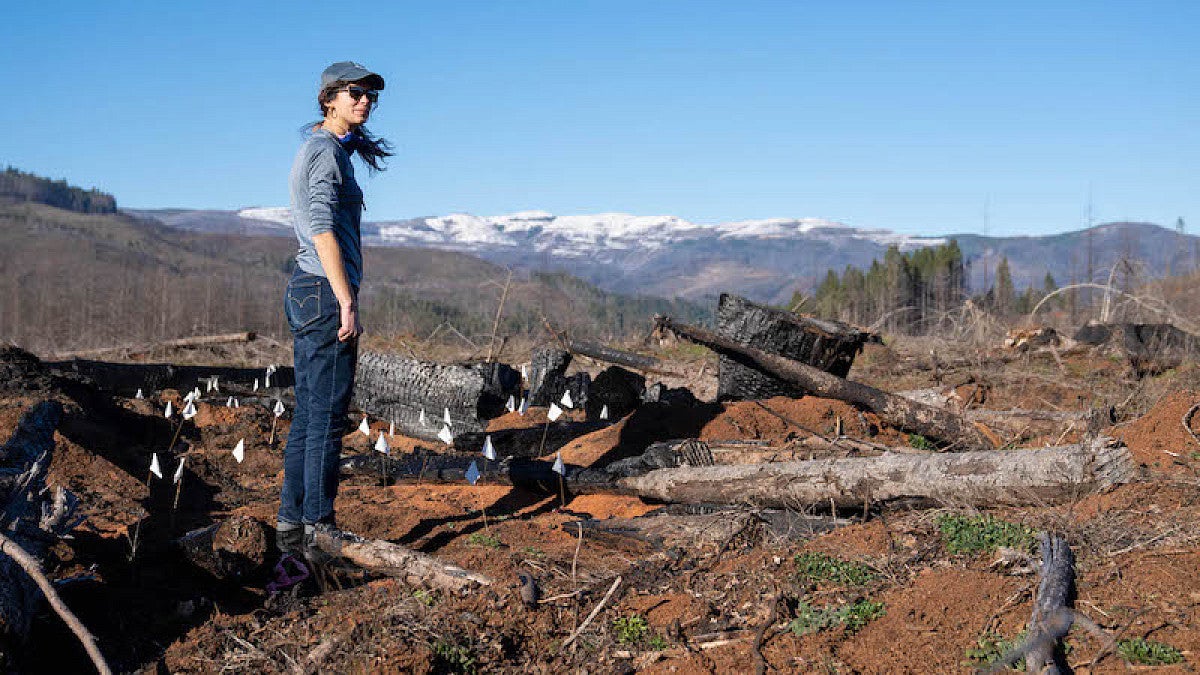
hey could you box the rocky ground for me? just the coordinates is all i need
[5,338,1200,673]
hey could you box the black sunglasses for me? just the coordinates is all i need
[341,85,379,103]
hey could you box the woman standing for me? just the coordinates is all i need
[277,61,391,562]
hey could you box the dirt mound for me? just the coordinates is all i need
[700,396,906,446]
[1114,389,1200,472]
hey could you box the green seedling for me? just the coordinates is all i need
[789,599,885,636]
[466,532,501,549]
[1117,637,1183,665]
[794,552,877,586]
[937,513,1036,554]
[612,614,650,644]
[430,638,476,674]
[907,433,936,451]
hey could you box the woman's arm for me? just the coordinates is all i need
[313,231,362,342]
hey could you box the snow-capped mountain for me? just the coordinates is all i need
[132,207,1186,306]
[372,211,944,262]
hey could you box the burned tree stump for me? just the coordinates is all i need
[1024,533,1076,673]
[1073,322,1200,375]
[586,366,645,421]
[527,347,571,406]
[715,294,875,401]
[454,420,609,459]
[353,353,520,441]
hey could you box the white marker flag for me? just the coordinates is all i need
[358,416,371,436]
[375,433,390,455]
[173,456,186,484]
[253,378,259,392]
[600,405,609,420]
[233,398,240,409]
[183,390,196,404]
[547,403,564,422]
[211,376,219,393]
[443,407,452,425]
[273,400,285,418]
[182,401,198,421]
[164,401,174,419]
[193,387,202,401]
[482,435,496,461]
[232,439,245,463]
[149,453,163,479]
[518,398,529,415]
[560,390,573,409]
[226,396,234,408]
[264,373,271,388]
[135,388,144,400]
[205,378,214,393]
[552,452,565,475]
[389,420,395,436]
[521,364,528,380]
[437,424,454,445]
[505,395,516,413]
[419,409,428,426]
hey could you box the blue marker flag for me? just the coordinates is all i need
[465,460,481,486]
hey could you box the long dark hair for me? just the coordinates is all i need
[311,81,394,173]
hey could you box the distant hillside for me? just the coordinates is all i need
[0,167,116,214]
[0,201,707,355]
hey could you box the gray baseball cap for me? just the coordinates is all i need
[320,61,385,91]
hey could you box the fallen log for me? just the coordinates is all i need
[46,359,295,398]
[54,331,257,359]
[564,339,676,376]
[175,516,270,581]
[715,294,876,400]
[618,438,1133,509]
[655,315,993,450]
[309,527,491,593]
[353,353,520,441]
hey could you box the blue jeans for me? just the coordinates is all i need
[279,269,358,528]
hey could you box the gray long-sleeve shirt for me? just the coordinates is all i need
[289,128,364,289]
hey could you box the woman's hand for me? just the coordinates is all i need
[338,302,363,342]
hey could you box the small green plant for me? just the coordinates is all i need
[964,631,1026,670]
[612,614,651,644]
[789,599,885,636]
[937,513,1036,554]
[907,433,936,451]
[413,589,436,607]
[794,552,877,586]
[647,635,670,651]
[521,545,545,559]
[430,638,476,674]
[466,532,501,549]
[1117,637,1183,665]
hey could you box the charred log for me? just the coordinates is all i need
[656,315,993,450]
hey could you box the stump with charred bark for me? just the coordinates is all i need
[715,294,875,400]
[353,353,520,441]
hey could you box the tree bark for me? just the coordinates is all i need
[618,438,1132,509]
[655,315,993,451]
[565,339,676,376]
[309,528,491,593]
[175,516,270,581]
[1024,533,1075,674]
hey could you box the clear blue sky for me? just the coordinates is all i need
[2,1,1195,236]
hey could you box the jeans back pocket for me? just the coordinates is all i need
[286,279,323,331]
